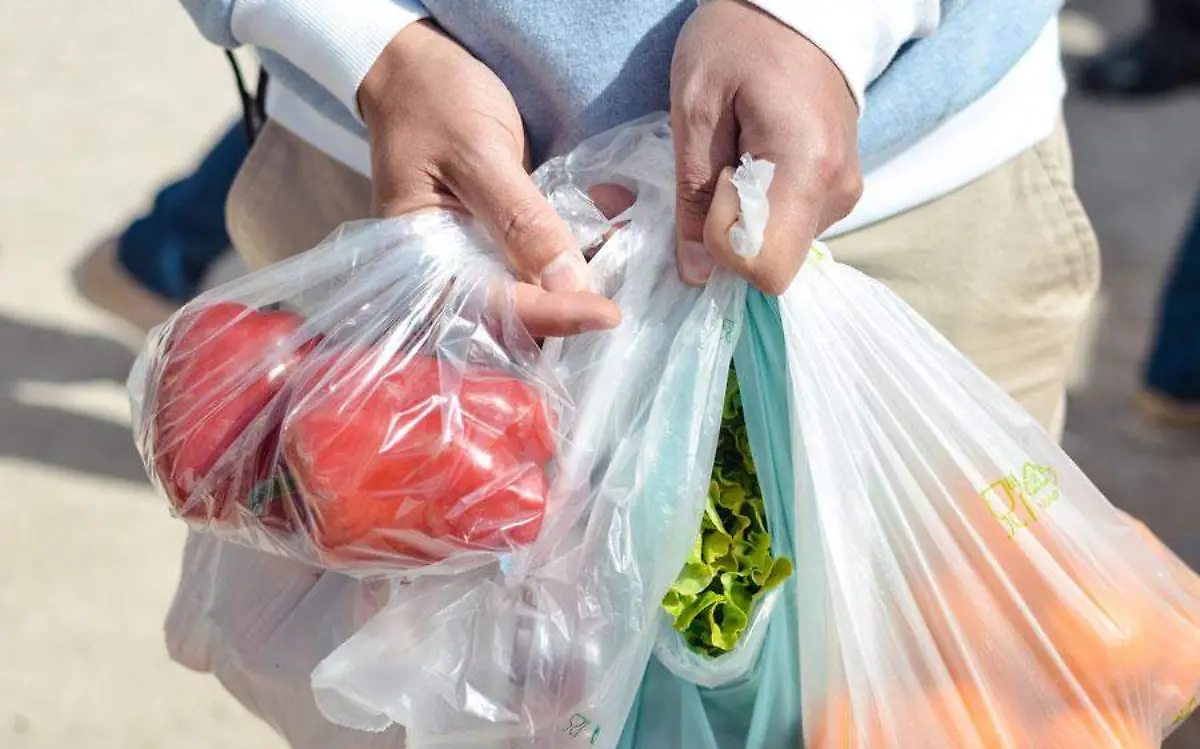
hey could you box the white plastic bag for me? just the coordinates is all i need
[781,245,1200,747]
[651,157,784,689]
[652,580,781,689]
[310,116,747,748]
[165,532,405,749]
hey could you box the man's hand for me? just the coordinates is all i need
[671,0,863,294]
[359,21,620,337]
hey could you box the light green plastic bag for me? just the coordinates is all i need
[617,291,803,748]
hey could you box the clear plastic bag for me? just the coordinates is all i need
[309,116,748,747]
[652,581,781,689]
[779,245,1200,748]
[164,532,405,749]
[650,362,788,689]
[651,154,787,690]
[620,291,803,749]
[130,214,567,576]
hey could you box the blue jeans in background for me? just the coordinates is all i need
[117,122,248,302]
[1145,188,1200,402]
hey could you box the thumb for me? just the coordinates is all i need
[703,160,820,296]
[449,154,588,293]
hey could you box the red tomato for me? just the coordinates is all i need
[282,352,552,567]
[461,371,557,465]
[150,302,313,526]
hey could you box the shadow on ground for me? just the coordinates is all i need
[0,313,146,484]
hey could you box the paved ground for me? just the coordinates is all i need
[0,3,283,748]
[0,1,1196,747]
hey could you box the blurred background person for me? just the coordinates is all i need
[1074,2,1200,430]
[1140,189,1200,426]
[72,121,248,332]
[1079,0,1200,95]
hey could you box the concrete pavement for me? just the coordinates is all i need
[0,2,282,747]
[1,0,1197,747]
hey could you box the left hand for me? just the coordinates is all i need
[671,0,863,294]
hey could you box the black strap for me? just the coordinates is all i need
[225,50,269,145]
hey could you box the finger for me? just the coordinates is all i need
[715,88,861,295]
[699,165,741,265]
[586,184,636,251]
[671,102,738,287]
[701,160,821,296]
[512,283,622,338]
[447,153,588,294]
[587,184,636,220]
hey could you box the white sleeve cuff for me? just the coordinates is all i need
[231,0,428,119]
[740,0,940,113]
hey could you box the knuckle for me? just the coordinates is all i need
[809,142,846,186]
[499,199,558,258]
[836,172,865,216]
[796,125,853,185]
[673,79,715,118]
[670,74,725,136]
[670,51,708,103]
[752,271,791,297]
[676,174,716,219]
[844,171,865,204]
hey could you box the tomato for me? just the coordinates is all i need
[461,370,557,465]
[282,352,552,567]
[150,302,313,526]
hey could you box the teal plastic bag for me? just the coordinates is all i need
[618,291,803,749]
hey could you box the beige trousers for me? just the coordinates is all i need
[227,120,1100,436]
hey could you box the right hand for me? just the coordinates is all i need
[359,21,621,338]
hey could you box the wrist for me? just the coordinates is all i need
[358,19,441,127]
[696,0,860,113]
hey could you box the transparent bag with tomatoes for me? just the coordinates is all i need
[130,211,570,576]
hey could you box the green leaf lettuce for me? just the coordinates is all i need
[663,368,792,657]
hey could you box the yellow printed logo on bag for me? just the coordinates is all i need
[1170,696,1198,728]
[979,462,1061,539]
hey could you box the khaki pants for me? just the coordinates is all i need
[227,119,1100,436]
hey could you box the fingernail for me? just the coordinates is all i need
[582,314,621,333]
[591,303,623,331]
[540,251,591,292]
[678,240,715,286]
